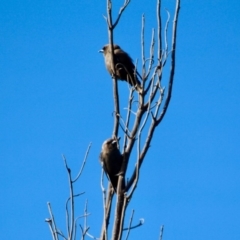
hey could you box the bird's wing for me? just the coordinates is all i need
[99,152,115,188]
[114,49,142,85]
[114,49,136,69]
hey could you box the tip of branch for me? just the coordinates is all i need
[164,8,170,16]
[102,14,107,20]
[45,218,52,223]
[139,218,144,225]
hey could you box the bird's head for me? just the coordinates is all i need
[102,137,120,152]
[99,44,121,55]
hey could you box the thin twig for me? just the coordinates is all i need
[154,86,165,119]
[116,112,132,138]
[164,9,170,61]
[159,225,164,240]
[156,0,180,125]
[123,218,144,231]
[145,29,155,80]
[83,200,88,240]
[123,89,134,150]
[56,230,68,240]
[80,225,90,240]
[124,210,134,240]
[100,167,107,240]
[112,0,131,29]
[62,155,74,240]
[157,0,162,62]
[65,191,85,238]
[47,202,59,240]
[141,14,146,84]
[123,107,137,116]
[101,168,106,194]
[86,232,99,240]
[45,218,56,240]
[73,143,92,183]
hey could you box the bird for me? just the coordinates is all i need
[100,138,124,192]
[99,44,142,93]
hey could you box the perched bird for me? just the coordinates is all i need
[100,138,124,192]
[99,44,142,93]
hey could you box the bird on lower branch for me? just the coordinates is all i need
[100,138,125,192]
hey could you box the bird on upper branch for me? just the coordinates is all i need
[99,44,142,93]
[100,138,124,192]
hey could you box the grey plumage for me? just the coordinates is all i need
[99,44,142,93]
[100,138,124,192]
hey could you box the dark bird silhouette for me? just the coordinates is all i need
[99,44,142,93]
[100,138,124,192]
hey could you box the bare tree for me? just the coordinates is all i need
[46,0,180,239]
[100,0,180,239]
[45,144,93,240]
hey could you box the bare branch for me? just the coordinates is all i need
[80,225,90,240]
[112,77,120,138]
[145,29,155,80]
[156,0,180,125]
[112,193,127,240]
[117,112,132,139]
[123,218,144,231]
[159,225,164,240]
[62,155,75,240]
[47,202,59,240]
[112,0,131,29]
[141,14,146,83]
[125,68,157,192]
[101,168,107,240]
[86,232,99,240]
[106,0,120,138]
[124,210,134,240]
[163,9,170,61]
[101,168,106,194]
[100,184,114,240]
[66,192,85,202]
[56,230,68,240]
[84,200,88,239]
[66,192,86,239]
[123,89,134,149]
[153,87,165,119]
[73,143,92,183]
[99,1,180,239]
[45,218,56,240]
[123,107,136,117]
[157,0,162,62]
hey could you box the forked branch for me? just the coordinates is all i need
[101,0,180,239]
[46,143,91,240]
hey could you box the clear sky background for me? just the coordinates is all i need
[1,0,240,239]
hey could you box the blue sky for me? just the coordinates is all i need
[1,0,240,239]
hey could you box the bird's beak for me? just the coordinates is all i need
[112,137,120,145]
[99,49,103,53]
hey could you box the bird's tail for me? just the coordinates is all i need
[127,73,143,94]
